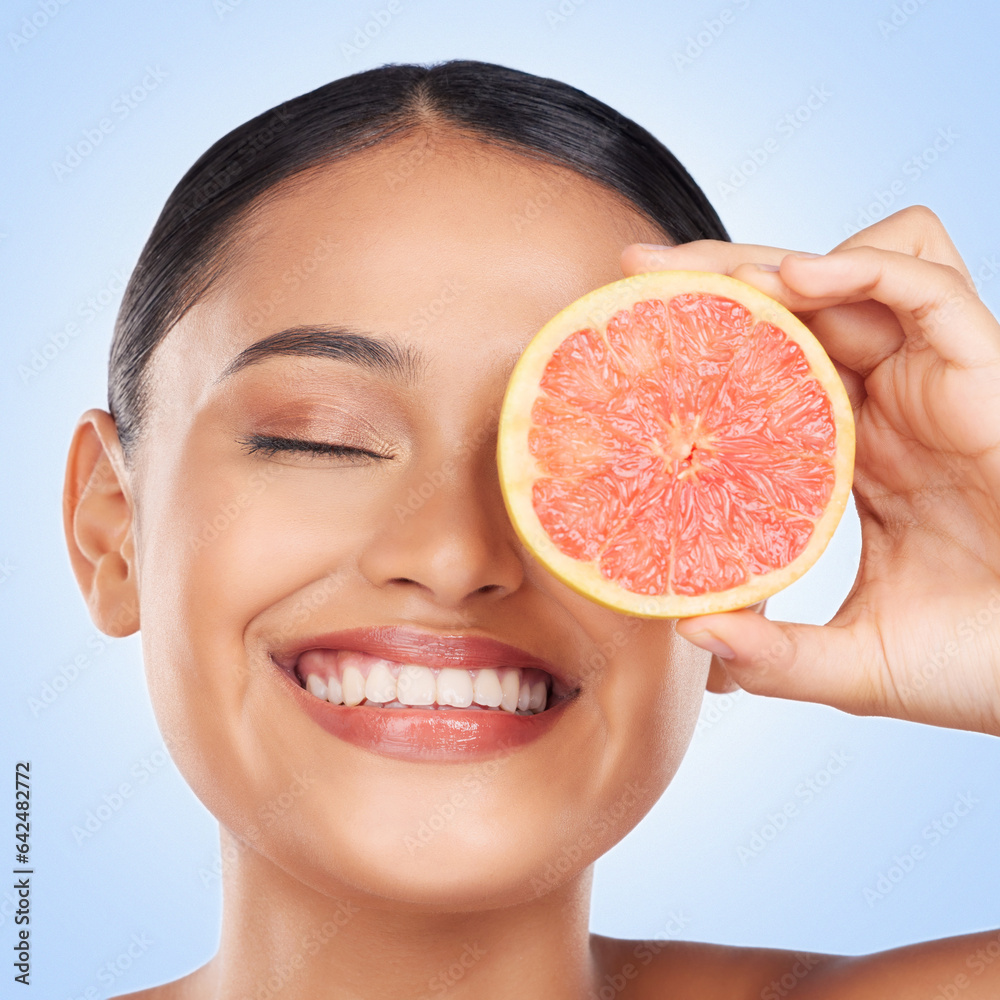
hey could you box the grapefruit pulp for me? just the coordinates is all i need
[497,270,854,617]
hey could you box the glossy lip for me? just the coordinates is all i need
[267,625,580,761]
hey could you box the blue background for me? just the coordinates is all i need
[2,0,999,995]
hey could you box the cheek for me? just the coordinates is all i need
[138,447,392,661]
[133,447,387,810]
[535,589,710,789]
[588,624,709,819]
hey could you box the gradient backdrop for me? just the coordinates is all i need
[2,0,1000,995]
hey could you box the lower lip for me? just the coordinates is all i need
[271,664,572,761]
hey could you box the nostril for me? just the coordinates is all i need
[388,578,503,597]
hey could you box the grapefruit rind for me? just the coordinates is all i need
[497,270,855,618]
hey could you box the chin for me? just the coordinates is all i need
[281,811,598,912]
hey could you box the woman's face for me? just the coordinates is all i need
[127,131,710,909]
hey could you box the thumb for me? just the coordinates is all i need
[676,608,868,712]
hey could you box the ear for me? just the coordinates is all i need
[704,599,766,693]
[62,409,139,637]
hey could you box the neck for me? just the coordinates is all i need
[188,827,598,1000]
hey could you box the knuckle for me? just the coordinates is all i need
[932,261,976,299]
[902,205,944,230]
[897,203,942,228]
[917,263,976,323]
[936,261,966,284]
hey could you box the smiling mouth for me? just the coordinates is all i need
[268,626,574,759]
[294,649,552,715]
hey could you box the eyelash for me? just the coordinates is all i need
[238,434,392,461]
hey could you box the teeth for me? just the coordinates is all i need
[296,651,552,714]
[326,673,344,705]
[436,668,474,708]
[341,664,366,707]
[306,673,328,700]
[517,678,532,712]
[528,679,547,712]
[500,669,521,713]
[472,668,503,708]
[365,660,396,704]
[397,664,436,706]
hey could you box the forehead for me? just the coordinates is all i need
[146,132,664,415]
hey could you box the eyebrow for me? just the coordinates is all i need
[216,325,422,383]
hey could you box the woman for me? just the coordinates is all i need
[63,59,1000,998]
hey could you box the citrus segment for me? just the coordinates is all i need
[498,270,855,617]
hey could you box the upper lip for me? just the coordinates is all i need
[269,624,577,695]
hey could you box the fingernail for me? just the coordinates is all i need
[631,243,675,251]
[753,263,781,272]
[787,251,824,260]
[682,630,736,660]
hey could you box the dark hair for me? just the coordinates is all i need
[109,59,729,458]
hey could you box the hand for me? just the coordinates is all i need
[621,206,1000,736]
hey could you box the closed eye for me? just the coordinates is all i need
[237,434,393,461]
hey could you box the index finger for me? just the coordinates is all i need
[620,238,791,279]
[622,205,974,283]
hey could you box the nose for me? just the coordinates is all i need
[358,442,525,611]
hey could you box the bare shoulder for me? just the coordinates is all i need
[109,965,210,1000]
[590,932,835,999]
[591,927,1000,999]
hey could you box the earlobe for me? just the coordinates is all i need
[62,409,140,637]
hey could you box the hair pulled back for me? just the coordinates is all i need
[109,59,729,457]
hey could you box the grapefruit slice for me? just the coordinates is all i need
[497,270,854,617]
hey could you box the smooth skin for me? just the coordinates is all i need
[63,128,999,998]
